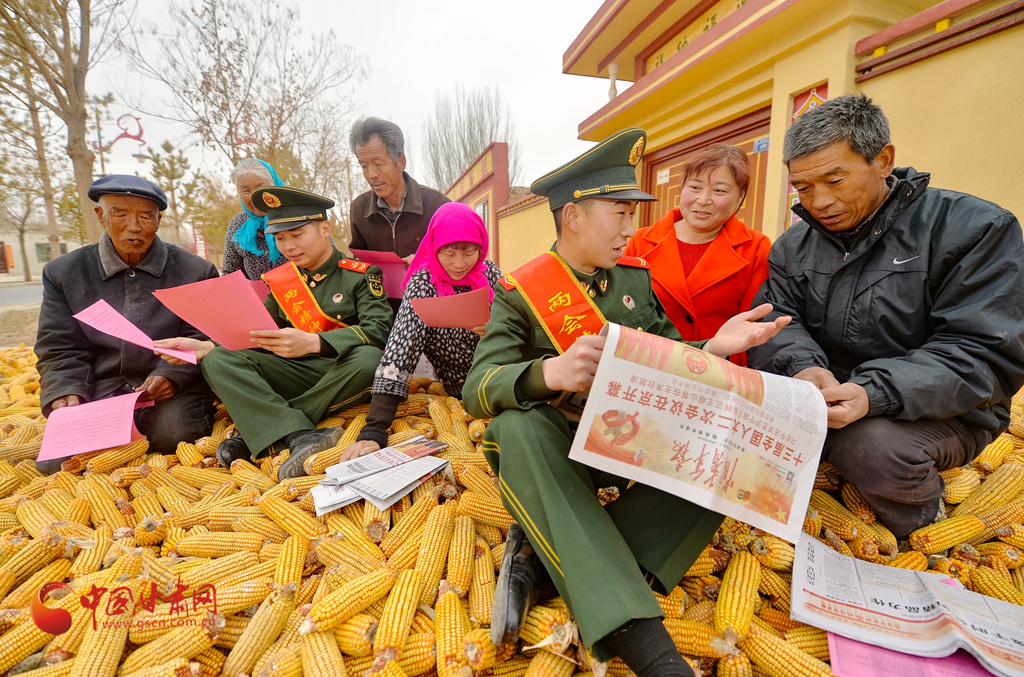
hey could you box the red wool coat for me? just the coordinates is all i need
[624,210,770,364]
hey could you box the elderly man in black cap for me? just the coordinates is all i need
[34,175,219,472]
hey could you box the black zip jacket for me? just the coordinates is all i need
[748,166,1024,454]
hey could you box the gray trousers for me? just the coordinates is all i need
[820,416,973,537]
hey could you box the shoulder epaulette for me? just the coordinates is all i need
[498,275,516,291]
[339,259,370,274]
[616,255,649,269]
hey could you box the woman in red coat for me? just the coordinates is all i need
[624,143,770,364]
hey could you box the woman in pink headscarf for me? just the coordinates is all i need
[343,202,502,460]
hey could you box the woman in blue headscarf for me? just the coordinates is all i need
[222,158,286,279]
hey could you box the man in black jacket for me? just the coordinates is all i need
[749,94,1024,537]
[35,175,218,471]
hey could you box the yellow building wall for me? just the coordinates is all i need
[859,25,1024,221]
[496,199,555,272]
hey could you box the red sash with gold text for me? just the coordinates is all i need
[262,262,345,333]
[503,252,607,354]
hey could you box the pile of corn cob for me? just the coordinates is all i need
[3,337,1024,677]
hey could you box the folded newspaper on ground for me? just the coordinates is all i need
[323,436,448,484]
[312,436,450,515]
[792,532,1024,677]
[567,323,827,542]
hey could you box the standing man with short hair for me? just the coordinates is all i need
[348,116,450,313]
[749,94,1024,537]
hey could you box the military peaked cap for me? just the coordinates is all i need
[252,186,336,234]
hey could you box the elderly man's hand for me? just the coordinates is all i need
[51,395,81,410]
[250,328,321,358]
[821,383,870,428]
[793,367,841,391]
[341,440,381,462]
[135,376,178,403]
[543,334,606,393]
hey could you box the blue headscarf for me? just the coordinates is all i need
[234,159,285,263]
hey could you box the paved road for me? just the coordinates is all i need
[0,284,42,307]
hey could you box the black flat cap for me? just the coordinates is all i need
[88,175,168,211]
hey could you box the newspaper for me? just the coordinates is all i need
[567,323,827,542]
[324,436,448,484]
[792,532,1024,677]
[347,456,449,511]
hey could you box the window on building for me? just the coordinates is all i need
[35,243,68,263]
[474,200,489,227]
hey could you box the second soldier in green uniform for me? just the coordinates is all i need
[156,186,393,478]
[464,129,790,676]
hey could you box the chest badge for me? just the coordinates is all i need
[599,279,608,293]
[623,295,635,311]
[313,273,327,282]
[332,293,343,303]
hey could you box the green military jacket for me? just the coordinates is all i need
[464,246,699,420]
[264,248,393,358]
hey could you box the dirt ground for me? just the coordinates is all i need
[0,303,40,349]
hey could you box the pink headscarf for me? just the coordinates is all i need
[403,202,492,301]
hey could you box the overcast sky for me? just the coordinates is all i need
[96,0,617,194]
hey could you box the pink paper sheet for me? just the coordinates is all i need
[153,271,280,351]
[38,392,154,462]
[74,300,197,364]
[250,280,271,302]
[349,249,407,298]
[828,632,994,677]
[409,286,490,330]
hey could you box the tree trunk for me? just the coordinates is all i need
[66,110,102,242]
[15,227,31,283]
[23,71,61,260]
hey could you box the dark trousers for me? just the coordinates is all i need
[821,416,973,537]
[482,405,723,661]
[107,383,214,455]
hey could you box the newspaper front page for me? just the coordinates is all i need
[567,323,828,542]
[792,532,1024,676]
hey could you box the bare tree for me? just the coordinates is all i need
[0,0,132,243]
[119,0,367,166]
[422,86,523,192]
[148,141,195,245]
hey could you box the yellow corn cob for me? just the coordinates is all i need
[454,464,499,502]
[738,622,831,677]
[231,459,278,493]
[379,488,440,557]
[86,439,149,473]
[469,537,495,625]
[75,580,138,677]
[191,647,226,677]
[717,653,754,677]
[757,605,804,633]
[0,602,86,673]
[221,582,297,677]
[445,514,475,597]
[5,530,65,584]
[174,441,205,468]
[950,543,981,565]
[110,466,145,488]
[63,496,93,527]
[750,536,794,572]
[315,535,385,573]
[363,502,391,543]
[997,523,1024,549]
[463,627,500,669]
[783,626,830,662]
[757,566,791,609]
[414,501,457,606]
[428,399,453,436]
[520,603,573,652]
[808,489,862,539]
[301,567,397,634]
[456,491,511,530]
[977,436,1017,472]
[231,516,288,543]
[952,462,1024,517]
[889,550,929,570]
[662,619,726,657]
[120,659,196,677]
[174,531,264,557]
[325,513,387,561]
[390,494,413,528]
[70,524,111,578]
[15,499,57,538]
[813,462,842,490]
[142,465,202,501]
[972,564,1024,605]
[259,494,328,540]
[411,610,434,634]
[213,615,251,650]
[491,655,531,677]
[2,558,71,609]
[840,481,876,523]
[119,617,223,675]
[301,629,347,677]
[716,550,761,641]
[943,469,982,504]
[967,500,1024,545]
[475,523,502,548]
[216,559,277,589]
[272,535,308,586]
[802,507,822,538]
[332,613,378,656]
[909,514,986,553]
[178,551,261,589]
[79,482,127,529]
[373,569,423,661]
[977,541,1024,568]
[523,649,575,677]
[133,515,167,546]
[436,580,471,677]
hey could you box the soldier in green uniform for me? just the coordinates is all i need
[463,129,790,675]
[155,186,393,479]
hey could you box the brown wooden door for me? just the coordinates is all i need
[641,107,771,231]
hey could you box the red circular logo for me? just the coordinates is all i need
[686,352,709,375]
[31,582,73,635]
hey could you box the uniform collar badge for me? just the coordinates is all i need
[313,273,327,282]
[599,279,608,293]
[623,295,635,310]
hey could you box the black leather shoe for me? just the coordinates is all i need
[491,522,557,646]
[215,437,251,468]
[277,427,344,480]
